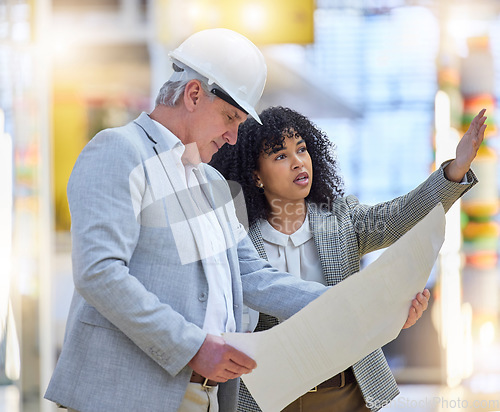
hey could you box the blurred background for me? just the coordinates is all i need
[1,0,500,411]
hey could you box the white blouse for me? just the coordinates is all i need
[259,215,325,284]
[242,215,325,332]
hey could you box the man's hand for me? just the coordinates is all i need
[402,289,430,329]
[188,334,257,382]
[444,108,487,182]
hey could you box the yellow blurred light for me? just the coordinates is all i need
[37,29,74,62]
[187,2,203,20]
[157,0,314,45]
[187,1,220,27]
[53,39,69,56]
[241,3,267,34]
[479,321,495,346]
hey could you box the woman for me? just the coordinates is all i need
[210,106,485,412]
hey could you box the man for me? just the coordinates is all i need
[44,28,428,412]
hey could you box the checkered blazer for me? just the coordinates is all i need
[238,164,477,412]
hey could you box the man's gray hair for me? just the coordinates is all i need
[155,63,215,107]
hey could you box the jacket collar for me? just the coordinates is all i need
[134,112,182,152]
[250,206,343,286]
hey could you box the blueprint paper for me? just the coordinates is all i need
[223,203,445,411]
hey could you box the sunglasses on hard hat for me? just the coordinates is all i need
[210,88,248,116]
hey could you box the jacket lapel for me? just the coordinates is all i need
[197,166,248,286]
[248,223,268,260]
[134,113,208,266]
[309,207,344,286]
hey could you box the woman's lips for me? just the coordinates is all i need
[294,172,309,186]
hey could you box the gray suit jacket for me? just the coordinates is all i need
[44,113,328,412]
[237,164,477,412]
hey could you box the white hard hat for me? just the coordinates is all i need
[168,28,267,124]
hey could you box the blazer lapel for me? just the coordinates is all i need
[196,166,247,285]
[248,224,268,260]
[308,207,344,286]
[134,113,208,266]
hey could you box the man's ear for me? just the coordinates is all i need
[183,79,203,113]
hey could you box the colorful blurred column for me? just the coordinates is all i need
[1,1,47,410]
[1,0,56,410]
[0,109,20,384]
[459,37,499,378]
[435,31,500,388]
[434,86,470,387]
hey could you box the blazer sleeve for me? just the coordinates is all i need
[67,128,206,376]
[347,162,478,257]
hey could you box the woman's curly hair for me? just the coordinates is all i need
[210,106,344,227]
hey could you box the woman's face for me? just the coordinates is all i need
[254,133,313,206]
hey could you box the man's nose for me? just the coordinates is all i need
[223,126,239,145]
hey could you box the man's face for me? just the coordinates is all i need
[185,87,248,163]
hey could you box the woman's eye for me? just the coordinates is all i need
[298,146,307,153]
[275,154,285,160]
